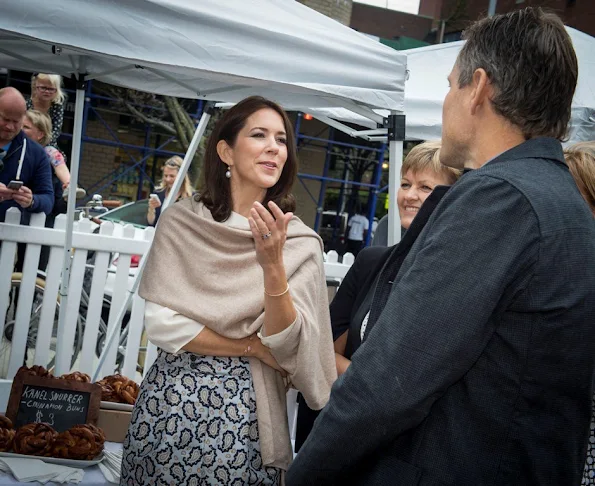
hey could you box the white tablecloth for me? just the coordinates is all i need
[0,442,122,485]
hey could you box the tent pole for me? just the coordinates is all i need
[488,0,497,17]
[54,79,86,376]
[314,128,334,233]
[332,162,349,245]
[365,142,386,246]
[92,103,215,381]
[387,113,405,246]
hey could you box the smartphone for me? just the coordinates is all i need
[149,193,159,201]
[7,180,23,190]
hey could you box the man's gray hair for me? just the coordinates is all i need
[457,8,577,141]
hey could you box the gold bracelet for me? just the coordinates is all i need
[264,283,289,297]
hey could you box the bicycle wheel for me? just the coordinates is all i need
[0,274,83,376]
[95,308,144,374]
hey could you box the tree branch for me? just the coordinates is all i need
[123,100,177,136]
[94,83,178,136]
[164,96,189,149]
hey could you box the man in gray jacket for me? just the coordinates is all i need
[287,8,595,486]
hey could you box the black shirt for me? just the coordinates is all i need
[295,186,451,451]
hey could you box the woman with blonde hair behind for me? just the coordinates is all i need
[296,140,462,449]
[146,155,193,226]
[565,141,595,217]
[26,73,66,147]
[565,141,595,486]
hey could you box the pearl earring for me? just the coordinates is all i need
[225,166,231,179]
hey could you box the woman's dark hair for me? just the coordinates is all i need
[457,7,578,141]
[198,96,297,222]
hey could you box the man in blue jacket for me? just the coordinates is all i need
[0,87,53,222]
[287,8,595,486]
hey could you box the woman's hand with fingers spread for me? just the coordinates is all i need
[248,200,293,269]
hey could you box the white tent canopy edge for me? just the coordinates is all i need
[302,26,595,144]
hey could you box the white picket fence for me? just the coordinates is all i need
[0,207,356,439]
[0,208,155,407]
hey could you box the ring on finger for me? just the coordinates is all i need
[261,232,272,240]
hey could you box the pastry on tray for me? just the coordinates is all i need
[59,371,91,383]
[52,424,105,460]
[16,365,53,379]
[13,423,57,456]
[0,415,13,430]
[96,379,119,403]
[97,374,139,404]
[0,416,15,453]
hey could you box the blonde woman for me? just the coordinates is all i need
[565,141,595,486]
[296,141,462,450]
[146,155,193,226]
[26,73,66,147]
[565,141,595,217]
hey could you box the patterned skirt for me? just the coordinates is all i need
[582,392,595,485]
[120,351,281,485]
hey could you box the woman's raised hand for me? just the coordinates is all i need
[248,201,293,268]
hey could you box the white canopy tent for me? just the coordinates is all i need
[302,27,595,143]
[0,0,408,377]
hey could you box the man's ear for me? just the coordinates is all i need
[469,68,492,116]
[216,139,233,166]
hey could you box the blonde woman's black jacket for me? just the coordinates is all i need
[294,185,451,452]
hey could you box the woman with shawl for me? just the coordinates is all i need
[121,96,337,485]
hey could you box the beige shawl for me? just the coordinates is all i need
[139,198,337,470]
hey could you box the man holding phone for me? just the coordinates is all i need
[0,87,53,222]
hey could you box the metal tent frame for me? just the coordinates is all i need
[8,72,393,249]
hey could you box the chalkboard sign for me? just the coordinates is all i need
[6,374,101,433]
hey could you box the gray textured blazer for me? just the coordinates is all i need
[286,137,595,486]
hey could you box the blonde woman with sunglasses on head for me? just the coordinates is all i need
[146,155,194,226]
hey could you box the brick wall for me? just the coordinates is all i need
[350,2,434,40]
[78,111,175,199]
[297,0,353,25]
[78,112,119,192]
[419,0,444,19]
[441,0,595,37]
